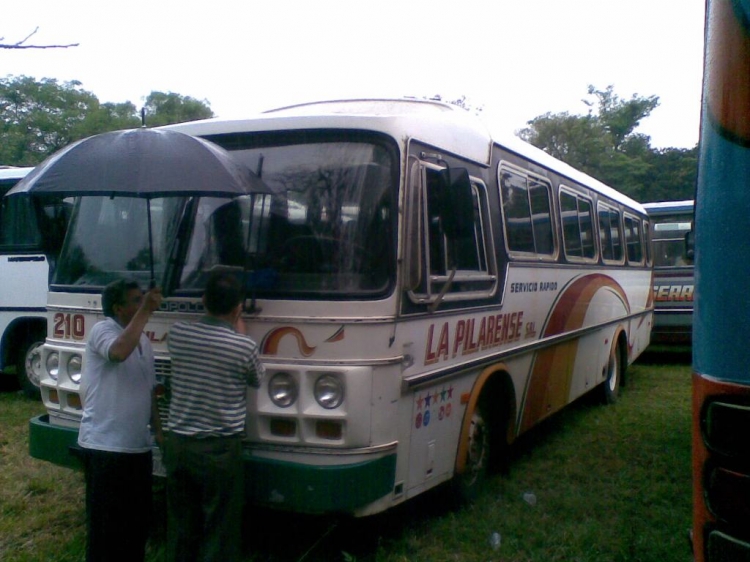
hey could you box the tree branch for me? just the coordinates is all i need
[1,43,80,49]
[0,27,79,49]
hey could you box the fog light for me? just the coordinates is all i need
[270,418,297,437]
[48,389,59,404]
[67,393,82,410]
[316,420,343,440]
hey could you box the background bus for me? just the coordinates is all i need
[692,0,750,559]
[643,200,694,346]
[28,99,652,516]
[0,166,73,397]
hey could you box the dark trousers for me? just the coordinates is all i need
[84,449,153,562]
[165,433,244,562]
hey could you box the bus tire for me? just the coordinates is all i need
[17,335,44,399]
[451,395,492,505]
[600,341,624,405]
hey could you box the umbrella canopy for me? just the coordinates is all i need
[7,127,270,290]
[7,127,268,198]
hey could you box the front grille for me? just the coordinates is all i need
[154,357,172,378]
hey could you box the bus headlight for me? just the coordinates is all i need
[46,352,60,380]
[314,374,344,409]
[67,354,82,384]
[268,372,298,407]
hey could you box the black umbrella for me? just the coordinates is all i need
[8,127,269,288]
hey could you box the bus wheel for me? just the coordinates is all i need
[452,397,491,504]
[601,343,623,405]
[17,336,44,399]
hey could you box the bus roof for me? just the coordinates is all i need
[0,166,33,182]
[643,200,694,214]
[167,98,645,213]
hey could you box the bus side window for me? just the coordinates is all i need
[560,189,596,261]
[0,194,42,249]
[501,170,534,253]
[598,204,624,262]
[406,161,496,304]
[500,166,554,257]
[426,170,448,275]
[425,167,487,274]
[624,214,643,264]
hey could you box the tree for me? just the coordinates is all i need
[643,146,698,201]
[142,91,213,127]
[0,76,214,166]
[586,85,659,150]
[518,85,695,202]
[0,76,113,165]
[519,111,608,172]
[0,76,143,165]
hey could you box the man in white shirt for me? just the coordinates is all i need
[78,279,162,562]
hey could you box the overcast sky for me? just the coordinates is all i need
[2,0,705,149]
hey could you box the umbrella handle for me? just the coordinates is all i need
[147,199,155,288]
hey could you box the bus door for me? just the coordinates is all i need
[402,151,498,494]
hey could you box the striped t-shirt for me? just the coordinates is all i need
[166,318,265,437]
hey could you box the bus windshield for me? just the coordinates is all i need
[54,196,187,287]
[652,218,692,268]
[53,138,396,298]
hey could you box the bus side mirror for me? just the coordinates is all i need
[439,167,474,240]
[685,230,695,262]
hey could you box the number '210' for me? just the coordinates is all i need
[53,313,85,340]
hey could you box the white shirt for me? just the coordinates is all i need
[78,317,155,453]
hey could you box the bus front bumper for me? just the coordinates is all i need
[29,414,397,514]
[29,414,83,470]
[243,448,397,514]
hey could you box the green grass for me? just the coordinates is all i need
[355,358,693,562]
[0,386,86,561]
[0,358,692,561]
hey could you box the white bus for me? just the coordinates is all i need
[0,167,73,397]
[643,200,694,346]
[29,99,653,515]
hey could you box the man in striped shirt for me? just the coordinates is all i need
[164,272,265,562]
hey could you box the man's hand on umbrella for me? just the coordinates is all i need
[142,287,163,314]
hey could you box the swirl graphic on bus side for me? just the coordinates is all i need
[519,274,630,433]
[260,326,345,357]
